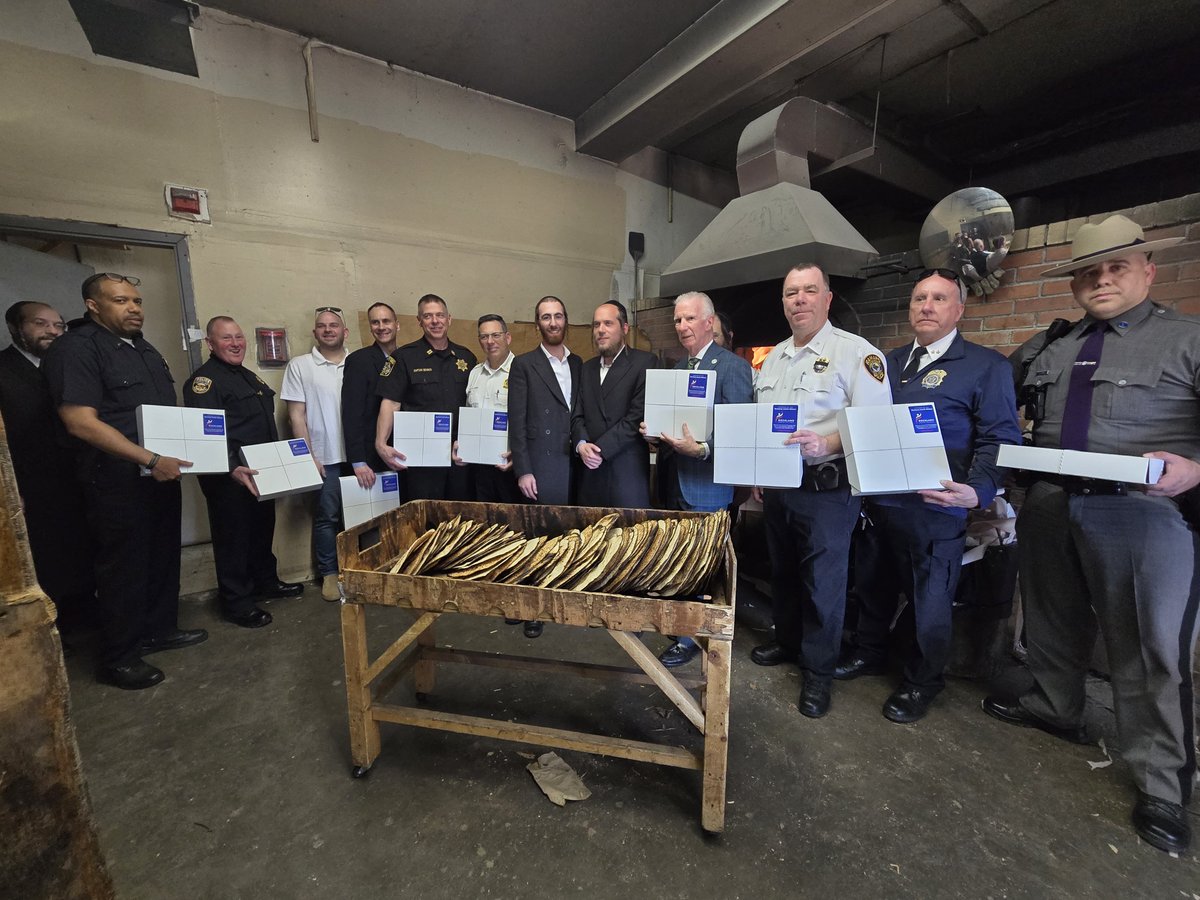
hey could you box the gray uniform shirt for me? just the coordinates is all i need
[1023,299,1200,460]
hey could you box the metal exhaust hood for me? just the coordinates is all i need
[659,97,952,296]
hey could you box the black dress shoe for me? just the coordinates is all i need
[750,641,798,667]
[659,642,701,668]
[98,659,164,690]
[981,695,1089,744]
[141,628,209,655]
[1132,792,1191,853]
[257,580,304,600]
[504,618,523,625]
[523,621,544,639]
[883,688,936,724]
[833,653,887,681]
[798,677,831,718]
[223,607,273,629]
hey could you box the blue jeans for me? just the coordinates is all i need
[314,463,349,576]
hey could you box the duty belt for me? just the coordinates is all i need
[800,458,846,492]
[1036,474,1128,496]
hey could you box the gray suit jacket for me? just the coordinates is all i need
[508,346,582,506]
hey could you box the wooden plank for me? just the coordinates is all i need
[700,638,733,833]
[340,602,381,769]
[414,614,437,697]
[608,630,706,733]
[372,647,422,703]
[371,704,702,770]
[364,612,438,684]
[421,646,705,688]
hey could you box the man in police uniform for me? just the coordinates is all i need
[185,316,303,629]
[749,263,892,718]
[641,291,753,667]
[342,302,398,490]
[982,216,1200,854]
[835,270,1021,723]
[454,314,521,503]
[43,273,206,690]
[374,294,477,501]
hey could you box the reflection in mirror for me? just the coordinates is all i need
[919,188,1014,295]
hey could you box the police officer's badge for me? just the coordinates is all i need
[813,357,830,373]
[380,357,395,377]
[864,354,885,383]
[191,376,212,394]
[921,369,947,389]
[456,359,469,372]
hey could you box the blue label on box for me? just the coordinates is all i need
[288,439,309,456]
[433,414,451,433]
[380,473,398,493]
[771,404,798,433]
[686,372,708,398]
[202,413,225,436]
[908,404,939,434]
[492,411,508,432]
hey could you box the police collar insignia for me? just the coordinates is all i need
[191,376,212,394]
[456,358,469,372]
[864,354,885,383]
[813,357,830,373]
[921,369,947,389]
[426,348,433,355]
[380,357,395,377]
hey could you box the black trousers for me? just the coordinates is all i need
[405,465,470,502]
[763,481,862,679]
[198,474,279,616]
[472,464,523,503]
[20,470,96,631]
[854,502,965,692]
[83,457,182,667]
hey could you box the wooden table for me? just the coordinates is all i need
[337,500,735,832]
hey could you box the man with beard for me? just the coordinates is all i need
[507,296,583,638]
[571,300,655,508]
[374,294,477,500]
[0,301,95,634]
[43,273,206,689]
[184,316,304,629]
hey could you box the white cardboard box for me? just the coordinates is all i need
[996,443,1164,484]
[712,403,803,488]
[240,438,324,500]
[644,369,716,440]
[457,407,509,465]
[136,404,229,474]
[837,403,952,495]
[339,471,402,529]
[392,411,452,468]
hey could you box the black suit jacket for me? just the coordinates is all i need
[508,346,582,506]
[341,343,391,471]
[570,345,655,508]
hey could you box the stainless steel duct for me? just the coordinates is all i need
[660,97,953,295]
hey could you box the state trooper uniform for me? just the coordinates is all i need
[184,356,287,620]
[755,320,892,680]
[464,350,521,503]
[1015,298,1200,809]
[42,315,183,668]
[377,336,477,501]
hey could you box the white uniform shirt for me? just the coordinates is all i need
[465,351,515,409]
[541,344,573,406]
[902,328,958,370]
[754,320,892,462]
[280,346,347,465]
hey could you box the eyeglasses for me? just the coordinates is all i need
[478,332,507,342]
[82,273,141,291]
[315,306,343,315]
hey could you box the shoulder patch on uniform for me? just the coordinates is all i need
[191,376,212,394]
[380,357,395,377]
[456,358,469,372]
[864,354,885,383]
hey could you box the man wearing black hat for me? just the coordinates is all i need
[983,215,1200,853]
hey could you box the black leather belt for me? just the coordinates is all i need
[1036,474,1129,496]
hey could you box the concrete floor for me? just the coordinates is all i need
[63,590,1200,900]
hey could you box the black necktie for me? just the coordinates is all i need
[1060,322,1107,451]
[900,346,927,383]
[688,357,700,370]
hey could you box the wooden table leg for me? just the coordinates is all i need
[341,602,381,777]
[413,613,437,701]
[700,638,732,833]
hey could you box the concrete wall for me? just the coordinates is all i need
[0,1,722,585]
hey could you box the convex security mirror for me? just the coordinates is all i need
[919,187,1015,297]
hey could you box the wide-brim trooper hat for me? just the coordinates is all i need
[1042,214,1183,277]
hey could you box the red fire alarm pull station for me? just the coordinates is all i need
[255,327,289,368]
[164,183,211,223]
